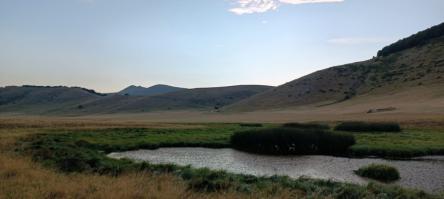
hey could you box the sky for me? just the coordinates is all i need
[1,0,444,92]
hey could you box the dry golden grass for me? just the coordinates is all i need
[0,127,302,199]
[2,111,444,130]
[0,154,301,199]
[0,154,184,199]
[0,117,205,130]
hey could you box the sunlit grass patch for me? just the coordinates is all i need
[351,129,444,158]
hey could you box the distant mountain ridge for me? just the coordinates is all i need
[118,84,186,96]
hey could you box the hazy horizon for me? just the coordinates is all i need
[1,0,444,92]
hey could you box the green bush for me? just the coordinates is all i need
[354,164,400,182]
[230,128,355,155]
[335,122,401,132]
[239,123,263,127]
[282,122,329,130]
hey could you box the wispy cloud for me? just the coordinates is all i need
[229,0,278,15]
[229,0,344,15]
[279,0,343,5]
[327,37,392,45]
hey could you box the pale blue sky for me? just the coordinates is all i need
[1,0,444,92]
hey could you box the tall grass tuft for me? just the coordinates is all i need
[334,122,401,132]
[230,128,355,155]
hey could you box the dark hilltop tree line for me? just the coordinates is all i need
[377,22,444,57]
[20,85,107,96]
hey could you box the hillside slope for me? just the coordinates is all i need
[118,84,186,96]
[0,86,104,113]
[227,24,444,111]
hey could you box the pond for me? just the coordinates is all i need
[108,147,444,193]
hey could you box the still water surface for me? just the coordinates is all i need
[108,147,444,193]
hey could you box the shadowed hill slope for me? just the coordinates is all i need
[118,84,186,96]
[77,85,273,113]
[0,86,104,113]
[227,24,444,111]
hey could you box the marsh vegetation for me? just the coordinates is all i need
[2,120,444,198]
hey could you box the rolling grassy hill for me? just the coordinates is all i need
[226,23,444,112]
[0,86,105,114]
[1,23,443,116]
[0,85,273,114]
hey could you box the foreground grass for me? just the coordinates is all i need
[1,152,304,199]
[18,130,437,198]
[0,127,302,199]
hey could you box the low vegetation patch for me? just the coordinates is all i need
[335,122,401,132]
[282,122,329,130]
[354,164,400,182]
[239,123,263,127]
[230,128,355,155]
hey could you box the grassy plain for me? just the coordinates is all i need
[1,118,444,198]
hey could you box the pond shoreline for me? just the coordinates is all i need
[108,145,444,161]
[109,147,444,194]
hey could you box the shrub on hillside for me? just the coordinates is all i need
[354,164,400,182]
[334,122,401,132]
[282,122,329,130]
[230,128,355,155]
